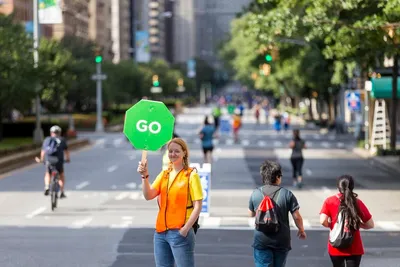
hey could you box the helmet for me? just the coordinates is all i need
[50,125,62,133]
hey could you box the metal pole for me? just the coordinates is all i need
[33,0,43,143]
[95,62,104,132]
[364,90,370,149]
[390,54,398,150]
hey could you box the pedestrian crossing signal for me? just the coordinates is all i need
[152,75,160,87]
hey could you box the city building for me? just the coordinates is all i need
[0,0,52,37]
[195,0,251,66]
[111,0,131,63]
[88,0,113,60]
[172,0,195,63]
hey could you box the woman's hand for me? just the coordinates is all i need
[137,159,148,176]
[179,226,190,237]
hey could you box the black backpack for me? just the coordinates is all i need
[255,187,281,234]
[329,209,355,249]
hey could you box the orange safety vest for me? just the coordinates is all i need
[156,167,195,233]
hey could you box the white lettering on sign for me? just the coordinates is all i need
[136,120,162,134]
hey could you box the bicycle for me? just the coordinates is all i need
[36,157,68,211]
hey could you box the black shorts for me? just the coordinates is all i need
[47,163,64,175]
[203,147,214,154]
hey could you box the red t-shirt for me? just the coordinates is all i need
[320,194,372,256]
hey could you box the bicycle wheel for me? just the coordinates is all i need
[51,179,58,211]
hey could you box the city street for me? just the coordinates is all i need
[0,108,399,266]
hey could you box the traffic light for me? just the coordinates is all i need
[152,75,160,87]
[95,55,102,63]
[265,53,272,62]
[177,78,184,87]
[94,47,102,63]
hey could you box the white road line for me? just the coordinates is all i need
[257,140,267,147]
[95,138,106,146]
[248,217,255,228]
[322,186,331,194]
[328,135,335,141]
[226,139,234,145]
[305,169,312,176]
[376,221,400,231]
[337,142,345,148]
[194,138,201,144]
[313,134,321,140]
[70,217,93,229]
[321,142,330,148]
[129,192,140,200]
[26,206,46,219]
[115,192,130,200]
[303,219,311,229]
[107,165,118,173]
[241,140,250,146]
[202,217,222,227]
[75,181,90,190]
[122,216,133,220]
[125,182,137,189]
[212,139,220,145]
[111,185,117,190]
[307,141,313,147]
[113,138,123,146]
[273,141,283,147]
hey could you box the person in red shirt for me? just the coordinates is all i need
[320,175,375,267]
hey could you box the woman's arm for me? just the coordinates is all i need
[360,218,374,229]
[180,200,202,236]
[142,177,159,200]
[320,213,331,228]
[289,140,295,148]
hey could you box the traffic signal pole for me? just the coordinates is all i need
[33,0,44,144]
[95,60,104,132]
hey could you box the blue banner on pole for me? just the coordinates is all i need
[346,92,361,112]
[199,171,210,214]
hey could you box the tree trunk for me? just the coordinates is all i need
[390,54,398,150]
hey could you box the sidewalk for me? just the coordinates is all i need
[352,147,400,174]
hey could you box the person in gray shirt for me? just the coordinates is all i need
[249,160,306,267]
[290,129,306,188]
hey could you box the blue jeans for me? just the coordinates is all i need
[154,229,195,267]
[254,248,289,267]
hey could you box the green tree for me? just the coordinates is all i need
[0,14,37,140]
[59,35,96,60]
[38,39,74,113]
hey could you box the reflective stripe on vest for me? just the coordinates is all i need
[155,168,194,232]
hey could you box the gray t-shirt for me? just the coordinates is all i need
[249,185,300,251]
[291,139,305,158]
[42,136,68,162]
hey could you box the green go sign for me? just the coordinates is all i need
[123,99,175,151]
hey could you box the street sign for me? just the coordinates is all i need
[123,99,175,153]
[150,86,163,93]
[346,91,361,112]
[176,86,185,92]
[190,163,211,216]
[91,74,107,80]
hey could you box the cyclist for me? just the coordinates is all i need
[38,125,70,198]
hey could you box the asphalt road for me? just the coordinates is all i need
[0,107,399,266]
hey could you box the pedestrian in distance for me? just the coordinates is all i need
[137,138,203,267]
[249,160,307,267]
[289,129,306,188]
[320,175,374,267]
[232,109,242,143]
[199,116,217,164]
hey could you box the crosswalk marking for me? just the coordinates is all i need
[376,221,400,231]
[69,217,93,229]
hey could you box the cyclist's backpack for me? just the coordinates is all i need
[255,187,281,234]
[329,209,355,249]
[45,137,61,156]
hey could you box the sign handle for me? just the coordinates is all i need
[141,150,147,162]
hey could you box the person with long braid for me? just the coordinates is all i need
[320,175,375,267]
[137,138,203,267]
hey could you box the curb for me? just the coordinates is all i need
[0,139,90,175]
[352,147,400,175]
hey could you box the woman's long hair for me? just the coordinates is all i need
[337,175,361,230]
[293,129,301,141]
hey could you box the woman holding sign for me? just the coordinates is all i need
[137,138,203,267]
